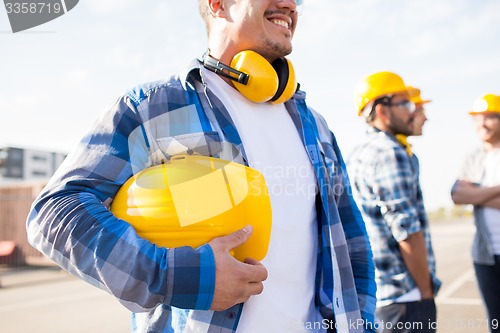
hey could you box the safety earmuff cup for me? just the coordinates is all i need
[203,50,298,104]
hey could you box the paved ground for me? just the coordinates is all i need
[431,218,490,333]
[0,265,130,332]
[0,217,492,333]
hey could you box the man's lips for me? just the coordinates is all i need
[269,18,290,29]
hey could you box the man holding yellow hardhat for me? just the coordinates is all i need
[26,1,376,332]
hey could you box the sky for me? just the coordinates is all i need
[1,0,500,211]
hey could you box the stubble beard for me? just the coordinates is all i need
[388,116,414,137]
[263,38,293,60]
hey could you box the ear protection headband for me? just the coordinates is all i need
[202,50,298,104]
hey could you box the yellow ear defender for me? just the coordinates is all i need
[202,50,298,104]
[110,155,272,261]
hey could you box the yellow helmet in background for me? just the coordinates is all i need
[354,71,410,115]
[407,86,431,105]
[111,155,272,262]
[469,93,500,115]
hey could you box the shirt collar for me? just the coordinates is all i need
[367,126,407,148]
[179,58,204,91]
[395,134,413,156]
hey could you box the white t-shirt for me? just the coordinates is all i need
[201,67,324,333]
[482,149,500,255]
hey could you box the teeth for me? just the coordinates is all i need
[271,19,289,29]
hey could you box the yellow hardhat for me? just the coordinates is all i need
[407,86,431,105]
[469,93,500,115]
[111,155,272,261]
[354,71,410,115]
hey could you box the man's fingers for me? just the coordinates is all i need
[243,257,259,265]
[244,257,268,282]
[215,225,253,251]
[248,281,265,295]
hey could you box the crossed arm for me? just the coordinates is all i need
[451,180,500,209]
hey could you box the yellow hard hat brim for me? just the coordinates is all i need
[412,99,432,106]
[469,110,500,115]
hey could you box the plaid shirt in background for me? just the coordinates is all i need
[27,60,376,332]
[347,127,441,305]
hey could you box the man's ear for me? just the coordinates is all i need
[374,103,389,122]
[207,0,225,17]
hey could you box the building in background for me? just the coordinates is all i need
[0,147,66,266]
[0,146,66,183]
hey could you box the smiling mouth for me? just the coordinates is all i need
[269,19,290,30]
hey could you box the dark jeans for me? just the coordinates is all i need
[475,255,500,333]
[375,299,436,333]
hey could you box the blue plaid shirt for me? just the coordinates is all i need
[27,60,376,332]
[347,127,440,304]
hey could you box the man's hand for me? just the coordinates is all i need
[208,225,268,311]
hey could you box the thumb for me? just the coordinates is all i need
[222,225,253,251]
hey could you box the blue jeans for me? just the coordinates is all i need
[375,299,436,333]
[475,255,500,333]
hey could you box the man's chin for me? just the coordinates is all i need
[261,41,293,60]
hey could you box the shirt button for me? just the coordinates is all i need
[227,311,236,319]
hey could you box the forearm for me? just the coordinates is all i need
[398,231,433,299]
[451,181,500,205]
[27,190,216,312]
[479,195,500,209]
[25,93,216,312]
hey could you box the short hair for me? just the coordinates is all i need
[362,96,392,124]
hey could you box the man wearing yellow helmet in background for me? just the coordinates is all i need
[347,71,441,333]
[26,1,377,332]
[395,86,431,156]
[452,93,500,333]
[409,87,431,136]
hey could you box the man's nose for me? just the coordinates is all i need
[277,0,298,10]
